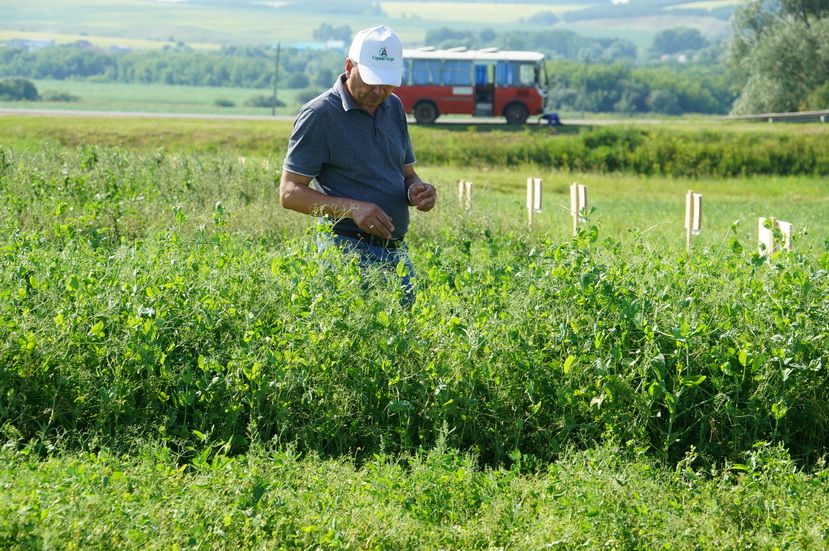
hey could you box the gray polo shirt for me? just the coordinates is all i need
[283,74,416,240]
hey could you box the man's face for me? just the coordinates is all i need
[345,58,395,112]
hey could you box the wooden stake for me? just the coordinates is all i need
[570,182,588,236]
[527,177,542,226]
[684,190,702,253]
[758,216,792,257]
[777,220,792,250]
[457,179,473,211]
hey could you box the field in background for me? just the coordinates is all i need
[1,0,733,48]
[0,29,219,50]
[379,1,584,22]
[669,0,740,10]
[2,79,307,116]
[567,15,731,46]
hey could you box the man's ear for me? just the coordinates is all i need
[345,58,356,77]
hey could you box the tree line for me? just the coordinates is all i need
[0,45,737,115]
[547,61,735,115]
[0,45,342,91]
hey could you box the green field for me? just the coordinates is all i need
[1,116,829,547]
[1,79,309,116]
[0,0,733,48]
[0,29,219,50]
[379,1,585,22]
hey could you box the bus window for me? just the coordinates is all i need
[402,59,410,85]
[475,65,488,85]
[518,63,536,86]
[442,60,473,86]
[411,59,442,85]
[496,61,537,87]
[496,62,511,87]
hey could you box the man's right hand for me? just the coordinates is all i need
[281,170,394,238]
[351,201,394,239]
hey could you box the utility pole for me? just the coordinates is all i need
[581,51,589,120]
[272,42,280,117]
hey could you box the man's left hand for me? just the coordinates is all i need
[407,182,437,212]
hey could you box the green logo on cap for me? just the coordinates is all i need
[372,46,394,62]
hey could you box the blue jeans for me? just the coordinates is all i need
[329,234,416,304]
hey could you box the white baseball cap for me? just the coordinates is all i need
[348,25,403,86]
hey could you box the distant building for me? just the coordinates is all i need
[68,40,96,50]
[5,38,56,51]
[290,40,346,51]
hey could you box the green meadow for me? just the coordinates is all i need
[1,115,829,547]
[3,79,306,116]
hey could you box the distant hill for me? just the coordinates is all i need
[1,0,736,50]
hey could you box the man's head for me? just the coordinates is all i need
[347,25,403,87]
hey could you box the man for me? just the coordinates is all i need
[280,25,436,297]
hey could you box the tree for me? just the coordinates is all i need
[646,90,681,115]
[0,77,39,100]
[801,81,829,109]
[728,0,829,113]
[651,28,708,55]
[284,73,309,89]
[312,23,352,43]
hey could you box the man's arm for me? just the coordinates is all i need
[279,170,395,239]
[403,164,437,212]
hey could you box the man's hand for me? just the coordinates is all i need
[352,201,394,239]
[281,170,394,238]
[403,164,437,213]
[407,182,437,212]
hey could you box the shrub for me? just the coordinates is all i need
[801,81,829,110]
[40,90,80,102]
[243,94,285,108]
[213,98,235,108]
[0,77,39,101]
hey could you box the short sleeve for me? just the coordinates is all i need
[398,97,416,166]
[283,106,330,177]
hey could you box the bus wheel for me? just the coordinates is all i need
[414,102,438,124]
[504,103,529,125]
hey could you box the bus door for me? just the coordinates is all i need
[474,63,494,116]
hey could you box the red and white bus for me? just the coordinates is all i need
[396,47,549,125]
